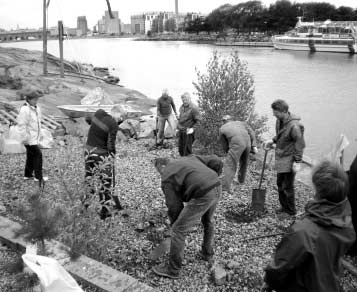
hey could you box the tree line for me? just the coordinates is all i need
[185,0,357,35]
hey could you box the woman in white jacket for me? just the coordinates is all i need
[17,88,48,182]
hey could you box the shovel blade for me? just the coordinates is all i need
[252,189,266,212]
[149,238,171,260]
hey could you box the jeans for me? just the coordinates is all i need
[157,114,176,143]
[162,183,221,274]
[84,150,112,213]
[24,145,43,180]
[178,130,194,156]
[277,172,296,215]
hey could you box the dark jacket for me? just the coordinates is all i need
[157,94,177,117]
[177,103,201,131]
[219,121,257,153]
[264,198,355,292]
[161,155,222,202]
[86,109,118,155]
[273,112,305,173]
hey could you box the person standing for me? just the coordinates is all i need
[347,154,357,255]
[265,99,305,216]
[17,88,48,183]
[156,89,178,146]
[219,114,258,193]
[85,105,125,219]
[177,92,201,156]
[261,160,355,292]
[152,154,223,279]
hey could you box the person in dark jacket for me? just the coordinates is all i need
[85,105,125,219]
[265,99,305,215]
[219,115,258,192]
[261,160,355,292]
[152,155,223,279]
[177,92,201,156]
[347,154,357,255]
[156,89,178,146]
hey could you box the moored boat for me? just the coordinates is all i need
[57,104,142,119]
[272,17,357,54]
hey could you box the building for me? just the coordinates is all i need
[77,16,88,36]
[121,23,131,34]
[97,11,121,35]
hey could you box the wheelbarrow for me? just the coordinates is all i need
[252,149,269,212]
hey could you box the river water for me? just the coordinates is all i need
[1,38,357,167]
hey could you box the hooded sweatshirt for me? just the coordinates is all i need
[264,198,356,292]
[273,112,305,173]
[161,155,222,202]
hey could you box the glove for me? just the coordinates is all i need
[264,139,275,150]
[186,128,194,135]
[260,282,273,292]
[292,162,301,173]
[252,146,258,154]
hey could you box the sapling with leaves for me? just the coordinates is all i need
[15,188,65,255]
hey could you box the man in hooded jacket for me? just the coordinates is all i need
[265,99,305,215]
[261,160,355,292]
[152,154,223,279]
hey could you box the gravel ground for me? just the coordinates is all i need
[0,136,356,292]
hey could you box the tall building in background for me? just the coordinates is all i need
[175,0,178,14]
[77,16,88,36]
[97,11,121,35]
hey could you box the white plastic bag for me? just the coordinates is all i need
[1,125,26,154]
[39,128,54,149]
[22,254,84,292]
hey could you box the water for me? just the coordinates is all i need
[1,38,357,167]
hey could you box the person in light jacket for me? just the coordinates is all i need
[219,115,258,193]
[17,88,48,183]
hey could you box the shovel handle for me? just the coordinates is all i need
[258,149,269,190]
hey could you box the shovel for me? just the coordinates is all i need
[149,237,171,260]
[252,149,268,212]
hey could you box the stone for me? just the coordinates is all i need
[226,260,240,269]
[212,265,227,286]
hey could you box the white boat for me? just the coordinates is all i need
[272,17,357,53]
[57,104,142,119]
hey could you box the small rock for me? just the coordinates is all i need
[226,260,240,269]
[212,265,227,286]
[0,204,6,213]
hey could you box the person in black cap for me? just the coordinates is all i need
[152,154,223,279]
[17,87,48,183]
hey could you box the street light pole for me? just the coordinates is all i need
[43,0,47,75]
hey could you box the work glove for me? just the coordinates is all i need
[292,162,301,173]
[186,128,194,135]
[260,282,273,292]
[251,146,258,154]
[264,139,275,150]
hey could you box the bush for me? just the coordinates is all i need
[193,51,267,154]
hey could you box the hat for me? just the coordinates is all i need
[20,88,44,100]
[222,114,233,122]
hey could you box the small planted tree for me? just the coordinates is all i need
[193,51,267,154]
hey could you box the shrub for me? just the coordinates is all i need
[193,51,267,154]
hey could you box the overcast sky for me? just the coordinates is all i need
[0,0,356,30]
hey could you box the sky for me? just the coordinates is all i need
[0,0,356,30]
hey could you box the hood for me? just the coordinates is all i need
[284,112,301,124]
[305,198,353,228]
[193,155,223,175]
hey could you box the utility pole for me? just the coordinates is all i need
[58,21,64,78]
[43,0,48,75]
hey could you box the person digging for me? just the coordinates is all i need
[152,155,223,279]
